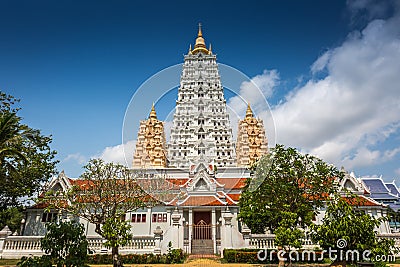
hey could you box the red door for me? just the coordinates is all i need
[193,211,211,239]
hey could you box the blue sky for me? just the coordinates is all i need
[1,0,399,182]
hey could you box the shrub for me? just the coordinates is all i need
[41,221,89,267]
[167,249,186,264]
[224,248,279,263]
[86,250,186,265]
[17,221,89,267]
[17,255,52,267]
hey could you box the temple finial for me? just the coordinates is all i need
[150,103,157,120]
[208,43,212,54]
[189,44,192,54]
[245,103,253,118]
[193,23,208,54]
[198,22,202,37]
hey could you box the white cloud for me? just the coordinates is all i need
[311,51,331,74]
[97,140,137,167]
[342,147,400,169]
[395,168,400,176]
[63,153,87,165]
[270,10,400,169]
[227,69,279,139]
[227,5,400,172]
[229,69,279,113]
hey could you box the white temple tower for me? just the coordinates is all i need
[168,25,236,168]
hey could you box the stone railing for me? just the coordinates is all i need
[378,233,400,246]
[0,226,159,259]
[1,236,43,259]
[378,233,400,254]
[86,236,155,254]
[248,234,276,249]
[121,236,156,253]
[247,234,316,250]
[247,233,400,251]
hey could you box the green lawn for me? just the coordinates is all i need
[0,258,18,266]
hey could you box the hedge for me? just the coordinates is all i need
[87,249,186,264]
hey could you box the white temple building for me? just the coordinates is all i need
[20,25,268,256]
[0,25,395,259]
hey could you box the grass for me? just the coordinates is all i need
[0,259,18,266]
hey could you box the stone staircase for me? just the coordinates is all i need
[191,239,214,255]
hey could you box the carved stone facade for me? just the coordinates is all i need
[167,25,236,168]
[132,105,167,168]
[133,26,268,169]
[236,104,268,166]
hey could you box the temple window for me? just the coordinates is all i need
[131,214,147,223]
[152,213,168,223]
[42,212,57,223]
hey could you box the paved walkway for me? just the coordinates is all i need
[2,259,399,267]
[88,258,265,266]
[0,258,263,267]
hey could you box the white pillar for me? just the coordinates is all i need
[153,226,163,255]
[0,226,12,257]
[171,208,182,249]
[212,208,216,253]
[188,208,193,253]
[221,208,233,251]
[242,224,252,248]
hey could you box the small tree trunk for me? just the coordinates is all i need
[278,246,285,267]
[112,246,123,267]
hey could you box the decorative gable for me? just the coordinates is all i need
[186,169,216,194]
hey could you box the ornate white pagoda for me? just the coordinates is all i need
[168,25,236,168]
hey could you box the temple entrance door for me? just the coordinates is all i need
[191,211,213,254]
[194,211,211,225]
[193,211,211,240]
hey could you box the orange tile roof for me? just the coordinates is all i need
[342,195,384,207]
[179,196,227,206]
[166,178,189,186]
[227,193,241,201]
[215,178,247,190]
[30,202,50,209]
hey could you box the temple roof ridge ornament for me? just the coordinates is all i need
[149,103,157,120]
[192,23,209,55]
[245,103,254,118]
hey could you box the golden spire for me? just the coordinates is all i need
[198,22,203,37]
[245,103,254,118]
[149,103,158,120]
[192,23,209,54]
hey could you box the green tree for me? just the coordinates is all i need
[46,159,150,267]
[102,217,133,265]
[0,91,57,231]
[41,221,88,267]
[239,144,342,235]
[311,194,394,265]
[0,207,23,233]
[274,211,304,266]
